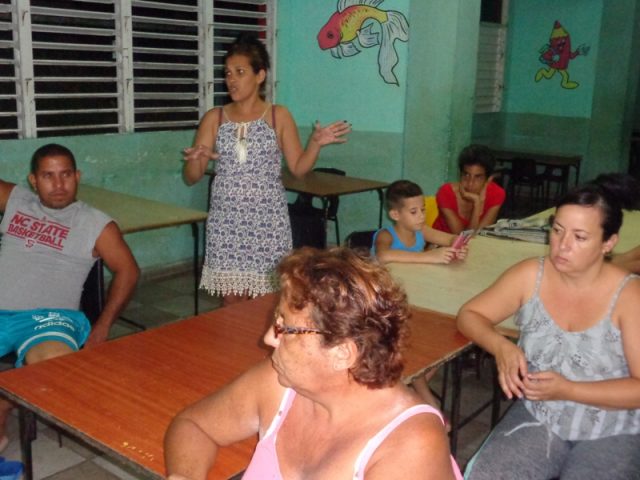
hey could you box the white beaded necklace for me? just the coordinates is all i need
[235,122,249,164]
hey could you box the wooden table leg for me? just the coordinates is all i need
[377,188,384,228]
[19,407,37,480]
[192,222,200,315]
[448,355,463,456]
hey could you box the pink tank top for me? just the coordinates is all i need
[241,388,463,479]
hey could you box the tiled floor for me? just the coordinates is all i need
[3,269,509,479]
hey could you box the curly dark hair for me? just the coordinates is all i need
[277,247,410,389]
[458,144,496,176]
[224,33,270,98]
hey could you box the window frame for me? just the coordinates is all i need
[1,0,275,139]
[474,0,508,114]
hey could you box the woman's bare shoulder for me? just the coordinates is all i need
[366,403,455,479]
[198,107,222,129]
[615,269,640,308]
[272,104,294,123]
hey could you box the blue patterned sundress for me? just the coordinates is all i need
[200,106,292,297]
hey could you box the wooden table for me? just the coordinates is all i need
[206,169,389,243]
[390,209,640,320]
[78,185,208,318]
[281,170,389,229]
[387,235,547,331]
[0,294,470,480]
[490,148,582,195]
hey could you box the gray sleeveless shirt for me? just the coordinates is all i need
[515,257,640,440]
[0,186,111,311]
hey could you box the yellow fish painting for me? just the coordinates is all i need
[317,0,409,85]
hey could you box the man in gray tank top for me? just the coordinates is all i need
[0,143,139,450]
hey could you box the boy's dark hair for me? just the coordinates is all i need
[31,143,76,174]
[458,144,495,176]
[385,180,423,211]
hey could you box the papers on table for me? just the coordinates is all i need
[479,217,550,244]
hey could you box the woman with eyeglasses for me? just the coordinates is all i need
[458,177,640,479]
[165,247,462,480]
[431,145,506,234]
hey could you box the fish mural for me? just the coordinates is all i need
[535,20,590,89]
[317,0,409,85]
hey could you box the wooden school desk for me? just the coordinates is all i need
[78,185,208,317]
[387,235,547,331]
[0,295,470,480]
[280,169,389,229]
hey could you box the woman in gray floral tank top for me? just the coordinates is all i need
[458,174,640,480]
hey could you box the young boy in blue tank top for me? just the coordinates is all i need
[373,180,467,264]
[373,180,469,415]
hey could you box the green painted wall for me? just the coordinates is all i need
[505,1,599,117]
[277,0,479,238]
[403,0,480,193]
[473,0,640,182]
[276,1,410,132]
[276,0,410,237]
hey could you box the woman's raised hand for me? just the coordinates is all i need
[311,120,351,147]
[495,340,528,400]
[183,144,219,164]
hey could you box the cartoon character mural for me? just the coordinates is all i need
[317,0,409,86]
[535,20,590,89]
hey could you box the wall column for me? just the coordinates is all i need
[403,0,481,193]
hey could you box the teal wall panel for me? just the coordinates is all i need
[504,0,600,117]
[476,0,640,182]
[403,0,480,193]
[276,0,410,133]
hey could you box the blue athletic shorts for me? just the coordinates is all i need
[0,309,91,367]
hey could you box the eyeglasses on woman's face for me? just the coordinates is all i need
[272,310,330,339]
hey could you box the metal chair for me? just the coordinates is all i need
[293,167,346,245]
[506,158,546,216]
[344,230,376,258]
[540,165,568,207]
[345,230,376,250]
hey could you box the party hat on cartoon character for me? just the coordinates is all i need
[317,0,409,85]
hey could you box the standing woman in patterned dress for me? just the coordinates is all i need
[183,34,350,306]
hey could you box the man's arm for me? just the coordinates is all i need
[0,179,16,213]
[87,221,140,346]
